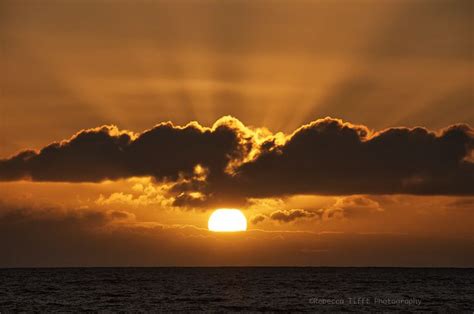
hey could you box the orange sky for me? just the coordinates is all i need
[0,0,473,267]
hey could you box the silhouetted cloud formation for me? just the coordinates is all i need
[250,214,267,225]
[233,119,473,198]
[0,118,247,182]
[250,195,382,224]
[250,209,317,225]
[1,117,473,205]
[270,209,317,223]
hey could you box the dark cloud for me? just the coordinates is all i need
[0,118,247,182]
[251,196,382,224]
[250,214,266,225]
[270,209,317,223]
[108,210,135,220]
[251,209,319,224]
[1,118,473,205]
[232,119,474,199]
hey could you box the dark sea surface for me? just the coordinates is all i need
[0,267,473,312]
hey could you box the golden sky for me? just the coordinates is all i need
[0,0,473,266]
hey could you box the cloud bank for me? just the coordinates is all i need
[1,117,473,206]
[1,202,473,267]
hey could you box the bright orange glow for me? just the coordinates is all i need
[208,209,247,232]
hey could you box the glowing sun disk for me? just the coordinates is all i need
[208,209,247,232]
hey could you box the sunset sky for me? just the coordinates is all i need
[0,0,473,267]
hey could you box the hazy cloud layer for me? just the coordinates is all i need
[323,196,383,220]
[1,117,473,206]
[1,203,473,267]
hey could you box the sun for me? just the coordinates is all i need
[208,209,247,232]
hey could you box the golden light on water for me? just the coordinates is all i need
[208,209,247,232]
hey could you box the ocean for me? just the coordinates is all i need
[1,267,473,312]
